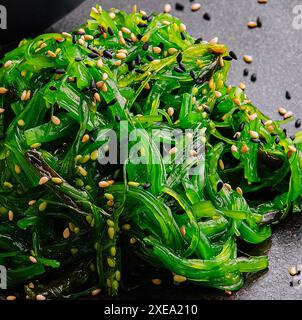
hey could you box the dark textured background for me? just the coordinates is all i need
[2,0,302,300]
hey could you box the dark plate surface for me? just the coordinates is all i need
[1,0,302,300]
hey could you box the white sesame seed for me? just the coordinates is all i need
[47,50,56,58]
[162,20,171,26]
[278,107,287,115]
[130,33,138,42]
[231,145,238,153]
[39,176,49,185]
[247,21,258,28]
[152,279,162,285]
[288,146,297,153]
[258,0,268,3]
[91,288,101,296]
[84,35,94,41]
[99,181,110,188]
[63,227,70,239]
[102,73,109,81]
[8,210,14,221]
[4,60,13,68]
[168,48,178,55]
[21,90,27,101]
[94,92,101,102]
[164,3,172,13]
[91,6,99,14]
[78,38,85,45]
[249,113,258,121]
[241,144,249,154]
[191,3,201,12]
[239,82,246,90]
[51,115,61,126]
[109,12,116,19]
[29,256,37,264]
[243,55,253,63]
[0,87,8,94]
[250,130,259,139]
[173,274,187,283]
[0,108,5,114]
[236,187,243,196]
[219,159,225,170]
[36,294,46,301]
[264,120,273,126]
[97,59,103,68]
[62,32,72,38]
[189,149,198,157]
[116,52,127,59]
[179,23,186,33]
[6,295,17,301]
[153,47,162,54]
[167,107,174,117]
[28,200,36,206]
[209,37,218,45]
[169,147,178,155]
[121,27,131,35]
[284,111,293,119]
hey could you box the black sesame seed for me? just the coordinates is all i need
[190,70,196,79]
[179,62,186,71]
[275,136,280,144]
[175,3,184,11]
[177,53,182,63]
[223,56,232,61]
[143,42,150,51]
[135,69,145,74]
[147,16,154,23]
[295,118,301,128]
[159,42,164,50]
[125,38,133,44]
[49,86,57,91]
[90,79,96,89]
[75,57,83,62]
[239,122,246,132]
[243,68,249,77]
[99,25,105,34]
[137,34,143,40]
[108,27,114,36]
[217,180,224,192]
[146,55,154,62]
[88,52,99,59]
[143,183,151,189]
[290,135,295,141]
[229,51,238,60]
[115,115,121,122]
[174,66,184,73]
[180,32,186,40]
[127,60,136,71]
[257,17,262,28]
[251,73,257,82]
[72,35,77,44]
[108,98,117,106]
[53,69,66,75]
[138,23,148,28]
[233,108,240,114]
[283,128,287,136]
[135,55,142,65]
[204,106,211,114]
[142,15,148,21]
[103,50,113,59]
[261,119,266,125]
[285,91,291,100]
[195,37,203,44]
[203,13,211,21]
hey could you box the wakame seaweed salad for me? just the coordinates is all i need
[0,5,302,299]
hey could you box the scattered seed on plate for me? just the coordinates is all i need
[164,3,172,13]
[191,3,201,12]
[285,91,291,100]
[243,68,249,76]
[203,13,211,21]
[247,21,258,28]
[175,3,184,11]
[243,55,253,63]
[295,119,301,128]
[251,73,257,82]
